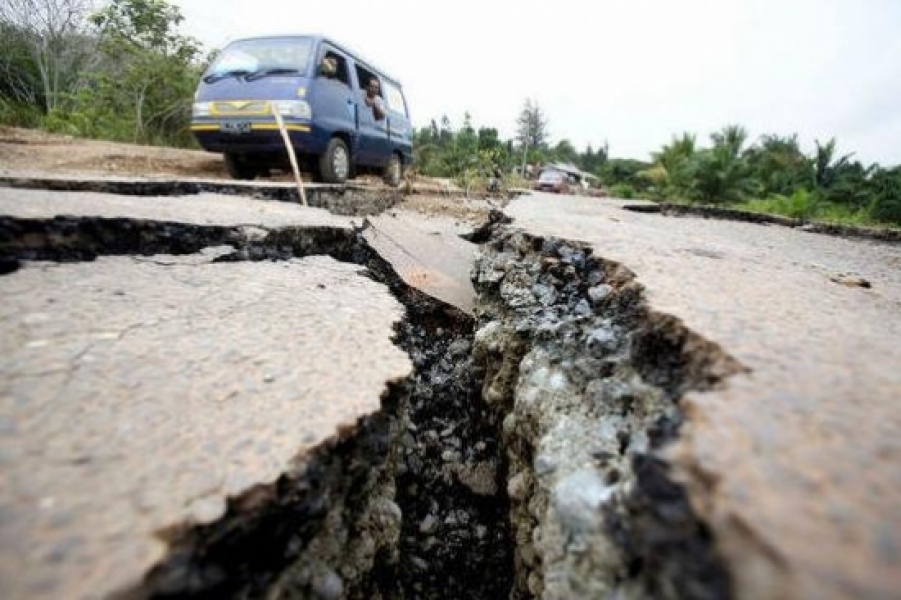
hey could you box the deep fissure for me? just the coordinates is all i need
[2,210,743,599]
[470,224,745,598]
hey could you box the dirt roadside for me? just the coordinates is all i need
[0,126,498,225]
[0,126,228,179]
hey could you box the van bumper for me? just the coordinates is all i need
[191,120,327,155]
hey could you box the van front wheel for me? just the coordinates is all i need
[224,153,257,181]
[383,154,402,187]
[319,138,350,184]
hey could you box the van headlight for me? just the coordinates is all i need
[272,100,311,119]
[192,102,212,117]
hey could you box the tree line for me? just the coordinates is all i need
[414,104,901,226]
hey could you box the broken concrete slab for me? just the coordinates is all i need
[364,210,478,314]
[0,255,412,599]
[0,187,354,230]
[502,192,901,599]
[0,174,401,216]
[0,187,481,316]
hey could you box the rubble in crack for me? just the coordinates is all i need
[379,304,514,598]
[471,227,744,599]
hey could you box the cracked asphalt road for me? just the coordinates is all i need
[3,182,900,599]
[0,184,481,599]
[507,193,901,600]
[0,187,478,313]
[0,187,352,229]
[0,253,412,599]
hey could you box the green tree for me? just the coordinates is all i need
[687,125,755,204]
[811,138,854,190]
[598,158,652,191]
[646,133,696,199]
[744,134,812,196]
[552,139,578,164]
[456,112,478,156]
[868,166,901,224]
[438,114,453,148]
[477,127,501,152]
[0,0,94,113]
[578,142,608,174]
[516,98,549,169]
[81,0,201,143]
[823,160,875,212]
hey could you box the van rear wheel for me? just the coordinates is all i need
[224,153,257,181]
[319,138,349,184]
[383,154,402,187]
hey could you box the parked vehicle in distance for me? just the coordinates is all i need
[191,34,412,185]
[534,169,571,194]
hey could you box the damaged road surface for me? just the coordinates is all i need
[1,183,900,600]
[0,185,505,600]
[0,254,413,598]
[497,193,901,600]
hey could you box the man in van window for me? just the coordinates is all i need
[364,76,386,121]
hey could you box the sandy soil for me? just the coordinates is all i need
[0,126,228,178]
[0,126,505,225]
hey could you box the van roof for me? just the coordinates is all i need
[225,33,402,87]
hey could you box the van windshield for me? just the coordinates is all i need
[205,37,314,82]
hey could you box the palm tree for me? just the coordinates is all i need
[649,133,696,198]
[689,125,754,204]
[745,134,812,196]
[812,138,854,190]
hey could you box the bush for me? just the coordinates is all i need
[868,168,901,225]
[870,194,901,225]
[609,183,636,199]
[744,189,819,220]
[0,99,43,128]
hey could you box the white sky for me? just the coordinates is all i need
[173,0,901,165]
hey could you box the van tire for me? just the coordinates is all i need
[319,138,350,184]
[383,154,402,187]
[224,153,257,181]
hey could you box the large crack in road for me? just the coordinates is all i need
[1,207,742,598]
[470,223,744,598]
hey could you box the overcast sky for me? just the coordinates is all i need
[173,0,901,165]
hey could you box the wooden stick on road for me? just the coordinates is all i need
[273,110,308,206]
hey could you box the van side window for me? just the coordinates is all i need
[354,65,380,97]
[381,81,406,117]
[354,64,386,121]
[319,50,350,86]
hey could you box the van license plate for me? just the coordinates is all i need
[221,121,251,134]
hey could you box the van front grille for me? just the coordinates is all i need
[211,101,271,116]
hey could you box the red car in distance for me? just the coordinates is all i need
[534,169,571,194]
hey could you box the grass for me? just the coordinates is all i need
[657,189,900,230]
[741,191,894,228]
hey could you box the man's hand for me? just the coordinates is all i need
[366,96,386,121]
[373,101,386,121]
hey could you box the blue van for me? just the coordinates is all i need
[190,35,412,186]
